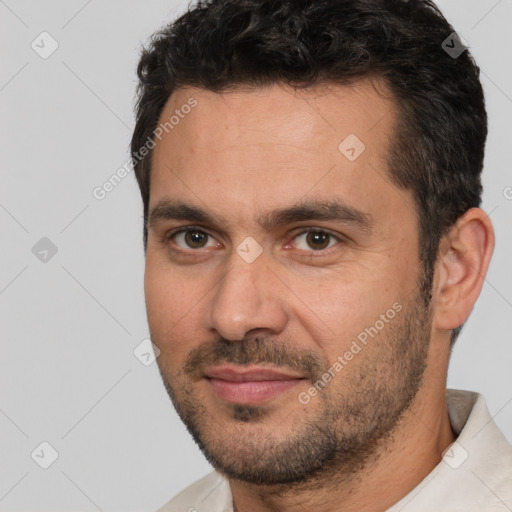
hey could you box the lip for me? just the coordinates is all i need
[204,364,304,381]
[204,365,306,405]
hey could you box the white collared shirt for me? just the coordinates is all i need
[157,389,512,511]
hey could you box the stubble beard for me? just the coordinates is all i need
[156,285,432,491]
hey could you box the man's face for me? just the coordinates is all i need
[145,81,433,485]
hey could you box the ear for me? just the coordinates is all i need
[432,207,495,332]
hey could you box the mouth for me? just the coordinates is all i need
[203,364,307,405]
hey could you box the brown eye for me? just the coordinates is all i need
[293,229,341,252]
[170,229,216,249]
[184,230,208,248]
[305,231,331,250]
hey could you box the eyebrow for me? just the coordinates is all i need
[147,199,373,234]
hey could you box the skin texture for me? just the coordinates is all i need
[144,80,495,512]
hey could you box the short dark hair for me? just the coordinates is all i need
[131,0,487,346]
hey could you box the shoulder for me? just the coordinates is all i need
[389,389,512,511]
[156,470,232,512]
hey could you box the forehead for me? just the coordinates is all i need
[155,79,394,157]
[149,79,410,234]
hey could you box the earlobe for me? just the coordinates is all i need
[433,208,495,332]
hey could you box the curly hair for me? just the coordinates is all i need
[131,0,487,346]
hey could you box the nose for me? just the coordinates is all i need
[204,250,289,341]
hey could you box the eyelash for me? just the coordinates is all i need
[166,226,344,255]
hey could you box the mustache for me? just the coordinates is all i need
[184,336,327,382]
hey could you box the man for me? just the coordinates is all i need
[130,0,512,510]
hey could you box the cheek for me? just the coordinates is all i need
[144,264,193,339]
[144,263,216,364]
[291,270,403,357]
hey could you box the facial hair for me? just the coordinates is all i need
[156,285,431,489]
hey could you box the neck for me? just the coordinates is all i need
[228,369,455,512]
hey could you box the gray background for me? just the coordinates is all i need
[1,0,511,510]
